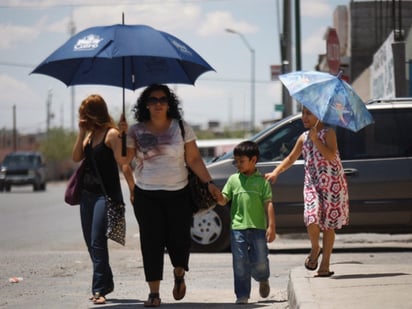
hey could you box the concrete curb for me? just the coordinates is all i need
[287,267,319,309]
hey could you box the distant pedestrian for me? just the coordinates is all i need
[265,106,349,277]
[216,141,276,304]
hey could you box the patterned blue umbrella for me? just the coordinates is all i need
[279,71,374,132]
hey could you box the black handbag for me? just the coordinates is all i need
[178,120,216,214]
[64,160,86,206]
[187,167,216,214]
[90,155,126,246]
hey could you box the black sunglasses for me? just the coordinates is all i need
[147,96,168,105]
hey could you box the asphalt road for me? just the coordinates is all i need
[1,182,411,309]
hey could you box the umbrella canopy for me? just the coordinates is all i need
[32,22,215,156]
[279,71,374,132]
[31,24,214,90]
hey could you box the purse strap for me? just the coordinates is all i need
[178,119,185,139]
[178,119,189,167]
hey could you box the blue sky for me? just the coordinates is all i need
[0,0,349,134]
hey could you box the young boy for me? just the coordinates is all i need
[216,141,276,304]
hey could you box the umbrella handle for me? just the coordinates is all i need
[121,132,127,156]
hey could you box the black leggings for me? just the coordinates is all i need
[133,185,193,282]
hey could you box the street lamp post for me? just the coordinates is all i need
[226,28,255,133]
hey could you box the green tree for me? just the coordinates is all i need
[40,128,76,161]
[39,128,77,180]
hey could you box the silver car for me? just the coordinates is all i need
[190,98,412,252]
[0,151,47,192]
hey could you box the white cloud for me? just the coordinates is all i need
[302,27,327,57]
[67,2,202,34]
[198,11,258,37]
[301,0,333,18]
[0,74,37,103]
[0,23,41,49]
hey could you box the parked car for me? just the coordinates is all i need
[0,151,47,192]
[196,138,244,163]
[190,98,412,252]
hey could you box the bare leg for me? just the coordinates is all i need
[173,267,186,300]
[143,280,162,307]
[148,280,160,294]
[318,229,335,274]
[174,266,185,277]
[307,224,321,258]
[144,280,161,306]
[304,224,321,270]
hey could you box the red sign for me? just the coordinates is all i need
[326,28,340,74]
[270,65,282,81]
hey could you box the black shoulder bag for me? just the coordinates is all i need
[178,120,216,215]
[90,155,126,246]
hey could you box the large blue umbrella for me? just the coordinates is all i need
[31,22,214,154]
[279,70,374,132]
[31,23,214,90]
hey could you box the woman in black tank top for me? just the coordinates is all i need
[71,94,131,305]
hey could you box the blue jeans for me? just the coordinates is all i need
[80,190,113,295]
[231,229,270,299]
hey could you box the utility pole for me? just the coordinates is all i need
[12,105,17,151]
[281,0,293,117]
[295,0,301,71]
[46,90,54,135]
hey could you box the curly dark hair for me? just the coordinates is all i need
[132,84,183,122]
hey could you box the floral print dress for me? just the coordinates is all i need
[302,128,349,230]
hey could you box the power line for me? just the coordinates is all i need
[0,61,35,68]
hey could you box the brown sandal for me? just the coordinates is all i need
[92,292,106,305]
[144,293,161,307]
[304,248,322,271]
[172,269,186,300]
[314,271,334,277]
[89,287,113,302]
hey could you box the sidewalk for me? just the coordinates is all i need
[276,234,412,309]
[288,263,412,309]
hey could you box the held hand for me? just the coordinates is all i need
[208,183,221,200]
[309,128,318,142]
[215,192,226,206]
[79,119,88,131]
[264,172,278,184]
[118,113,128,134]
[309,120,320,142]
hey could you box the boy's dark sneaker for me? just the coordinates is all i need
[259,280,270,298]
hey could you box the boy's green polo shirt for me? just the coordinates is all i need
[222,170,272,230]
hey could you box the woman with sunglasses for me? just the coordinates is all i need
[122,84,221,307]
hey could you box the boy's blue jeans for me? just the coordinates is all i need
[231,229,270,299]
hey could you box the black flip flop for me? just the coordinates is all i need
[304,248,322,271]
[314,271,334,277]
